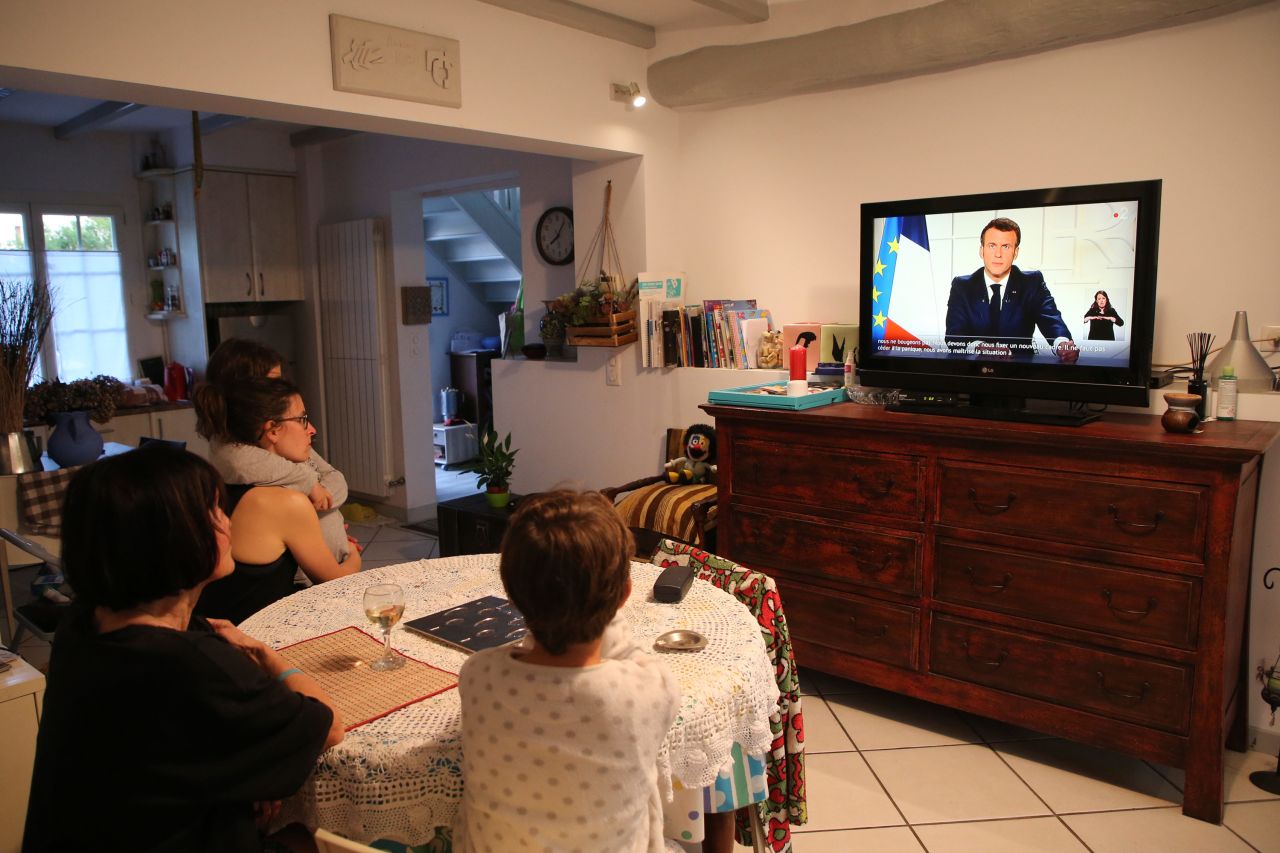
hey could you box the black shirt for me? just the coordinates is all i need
[195,484,300,624]
[24,608,332,852]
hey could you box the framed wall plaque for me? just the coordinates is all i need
[428,277,449,316]
[330,14,462,109]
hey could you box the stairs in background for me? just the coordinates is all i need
[423,189,521,305]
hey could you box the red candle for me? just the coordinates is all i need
[789,345,807,381]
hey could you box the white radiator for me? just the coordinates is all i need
[316,219,393,498]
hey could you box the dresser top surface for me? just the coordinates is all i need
[704,402,1279,463]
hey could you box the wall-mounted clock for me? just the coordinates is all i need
[535,206,574,266]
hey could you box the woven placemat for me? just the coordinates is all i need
[278,627,458,730]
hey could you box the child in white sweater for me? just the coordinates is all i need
[457,491,681,853]
[198,339,354,562]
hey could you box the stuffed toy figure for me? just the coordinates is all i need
[665,423,717,484]
[757,329,784,369]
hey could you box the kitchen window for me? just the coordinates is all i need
[0,204,131,383]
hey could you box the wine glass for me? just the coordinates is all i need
[363,583,406,671]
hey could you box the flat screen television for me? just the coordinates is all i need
[858,179,1161,425]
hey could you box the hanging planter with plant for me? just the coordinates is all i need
[552,181,639,348]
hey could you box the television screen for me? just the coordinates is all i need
[858,180,1161,421]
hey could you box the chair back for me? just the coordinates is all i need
[314,828,382,853]
[652,539,807,853]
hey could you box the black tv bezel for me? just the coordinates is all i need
[858,179,1161,408]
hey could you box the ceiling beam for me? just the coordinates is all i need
[53,100,144,139]
[197,114,250,134]
[649,0,1269,109]
[692,0,769,24]
[474,0,655,49]
[289,126,361,148]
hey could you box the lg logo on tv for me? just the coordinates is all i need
[981,366,995,374]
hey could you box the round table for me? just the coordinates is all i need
[240,554,778,846]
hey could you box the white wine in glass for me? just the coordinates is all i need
[363,583,406,671]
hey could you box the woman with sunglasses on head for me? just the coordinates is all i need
[192,376,360,624]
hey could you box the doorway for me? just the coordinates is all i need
[424,184,520,499]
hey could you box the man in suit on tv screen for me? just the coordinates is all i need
[945,217,1079,363]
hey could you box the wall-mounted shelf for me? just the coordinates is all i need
[138,167,184,315]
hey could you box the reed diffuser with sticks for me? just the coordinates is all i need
[1186,332,1214,421]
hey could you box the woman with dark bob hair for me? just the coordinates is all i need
[23,444,342,852]
[193,376,359,623]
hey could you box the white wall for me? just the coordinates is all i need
[295,133,578,518]
[0,121,167,376]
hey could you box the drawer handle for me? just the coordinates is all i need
[963,566,1012,593]
[961,640,1008,669]
[1101,589,1157,620]
[1107,504,1164,535]
[847,617,887,642]
[1095,671,1150,705]
[967,488,1016,514]
[851,474,895,499]
[244,272,253,296]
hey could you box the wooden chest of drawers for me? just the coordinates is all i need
[706,402,1278,823]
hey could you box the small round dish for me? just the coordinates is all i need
[653,629,708,652]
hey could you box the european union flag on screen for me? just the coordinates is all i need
[871,215,938,351]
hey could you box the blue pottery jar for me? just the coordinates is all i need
[46,411,104,467]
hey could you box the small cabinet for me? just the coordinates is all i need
[0,657,44,852]
[94,407,208,459]
[449,351,498,429]
[438,493,517,556]
[199,171,302,303]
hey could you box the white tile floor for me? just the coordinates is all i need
[7,521,1280,853]
[777,668,1280,853]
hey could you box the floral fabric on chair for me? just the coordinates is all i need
[652,540,806,853]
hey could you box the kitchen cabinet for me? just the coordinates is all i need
[198,170,303,303]
[92,407,208,458]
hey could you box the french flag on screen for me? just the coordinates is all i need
[871,215,938,351]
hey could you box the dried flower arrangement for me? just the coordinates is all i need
[0,279,54,434]
[25,375,128,425]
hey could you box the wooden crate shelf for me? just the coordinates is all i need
[565,310,636,347]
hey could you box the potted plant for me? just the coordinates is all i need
[464,429,519,509]
[0,278,54,473]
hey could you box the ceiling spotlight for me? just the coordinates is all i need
[611,82,646,108]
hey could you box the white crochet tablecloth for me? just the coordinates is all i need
[240,555,779,846]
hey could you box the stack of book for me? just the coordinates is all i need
[637,273,776,369]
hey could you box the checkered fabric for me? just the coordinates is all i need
[18,466,82,535]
